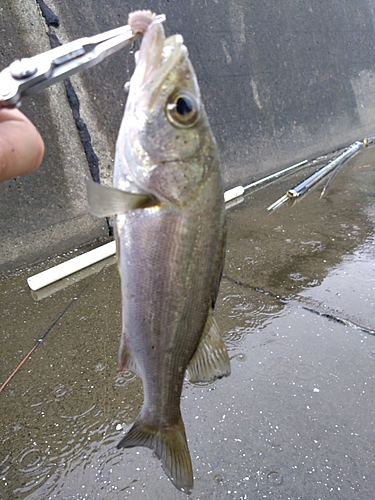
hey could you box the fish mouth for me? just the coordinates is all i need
[131,20,185,103]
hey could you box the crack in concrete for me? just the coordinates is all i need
[301,306,375,336]
[35,0,60,27]
[224,275,289,303]
[34,0,113,236]
[46,30,100,183]
[225,274,375,336]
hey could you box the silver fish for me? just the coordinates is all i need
[86,10,230,493]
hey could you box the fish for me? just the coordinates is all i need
[86,10,230,493]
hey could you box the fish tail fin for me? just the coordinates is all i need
[117,414,193,493]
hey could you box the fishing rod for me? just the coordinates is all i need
[267,134,375,211]
[0,265,105,393]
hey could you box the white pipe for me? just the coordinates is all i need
[224,186,245,202]
[27,240,116,291]
[31,255,116,300]
[223,159,309,204]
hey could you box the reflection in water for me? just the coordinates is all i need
[0,150,375,498]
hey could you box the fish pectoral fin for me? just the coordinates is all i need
[118,334,142,378]
[86,178,153,217]
[117,414,193,494]
[187,309,231,384]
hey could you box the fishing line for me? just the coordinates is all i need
[0,265,105,394]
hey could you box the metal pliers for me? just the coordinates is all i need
[0,14,165,108]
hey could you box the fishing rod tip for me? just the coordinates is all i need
[267,194,288,211]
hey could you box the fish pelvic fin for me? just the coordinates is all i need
[187,308,231,384]
[118,334,142,378]
[85,178,154,217]
[117,415,193,494]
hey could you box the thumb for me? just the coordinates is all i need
[0,108,45,182]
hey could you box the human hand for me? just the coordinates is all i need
[0,108,45,182]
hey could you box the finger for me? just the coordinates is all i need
[0,108,45,182]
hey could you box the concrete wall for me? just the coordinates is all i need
[1,0,375,272]
[0,1,109,273]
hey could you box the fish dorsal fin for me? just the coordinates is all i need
[187,309,231,384]
[86,178,153,217]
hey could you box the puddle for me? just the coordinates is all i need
[1,149,375,499]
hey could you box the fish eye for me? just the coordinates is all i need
[165,90,199,128]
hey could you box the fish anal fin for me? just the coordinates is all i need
[187,309,231,384]
[86,178,153,217]
[118,334,142,378]
[117,414,193,493]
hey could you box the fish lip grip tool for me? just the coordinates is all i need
[0,14,166,108]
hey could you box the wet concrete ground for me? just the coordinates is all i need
[1,148,375,499]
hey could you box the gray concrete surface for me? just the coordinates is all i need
[1,146,374,499]
[0,1,109,274]
[1,0,375,271]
